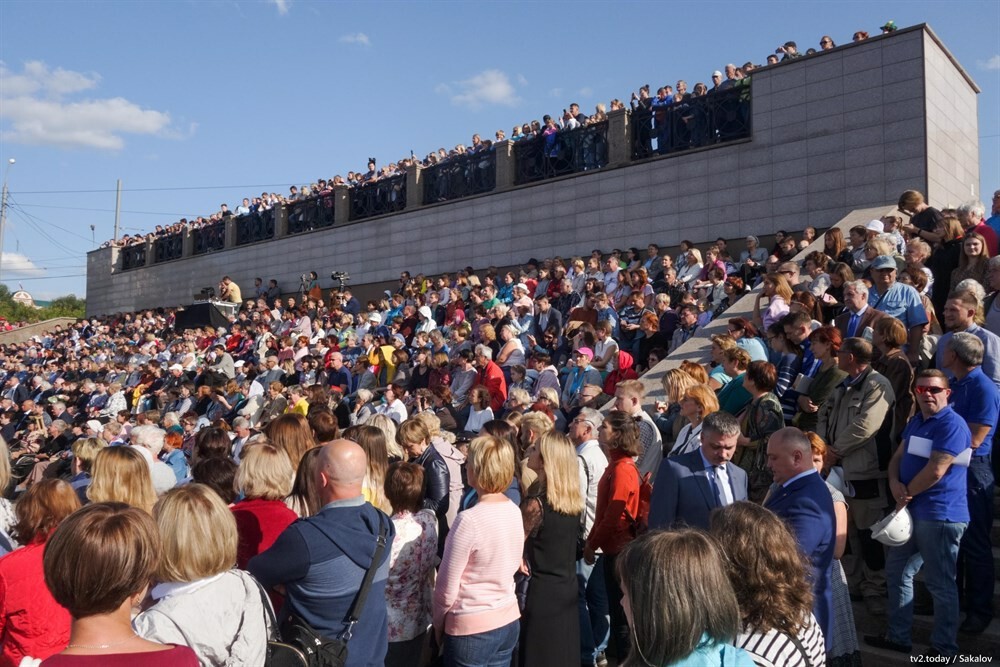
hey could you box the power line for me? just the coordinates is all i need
[12,183,295,195]
[6,196,95,244]
[14,202,192,217]
[7,273,86,281]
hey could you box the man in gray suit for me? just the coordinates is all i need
[648,411,748,530]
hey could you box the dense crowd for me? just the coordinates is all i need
[0,185,997,666]
[106,21,901,249]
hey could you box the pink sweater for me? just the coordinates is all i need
[433,499,524,636]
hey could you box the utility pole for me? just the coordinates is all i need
[0,158,15,284]
[114,178,122,241]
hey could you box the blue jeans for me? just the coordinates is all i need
[886,518,967,655]
[577,557,610,664]
[958,455,995,620]
[444,619,519,667]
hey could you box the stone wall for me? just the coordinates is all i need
[85,24,979,317]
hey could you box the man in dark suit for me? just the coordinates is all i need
[532,294,563,342]
[834,279,886,340]
[648,411,748,531]
[764,426,836,650]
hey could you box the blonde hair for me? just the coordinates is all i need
[237,443,294,500]
[367,414,404,460]
[508,387,531,407]
[153,484,238,583]
[537,432,585,515]
[520,411,555,443]
[662,368,698,405]
[88,447,157,514]
[683,384,720,417]
[72,437,107,474]
[468,434,515,494]
[537,387,560,407]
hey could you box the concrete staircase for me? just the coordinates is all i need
[855,492,1000,665]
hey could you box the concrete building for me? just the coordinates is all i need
[85,24,980,316]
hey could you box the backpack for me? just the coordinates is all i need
[625,462,653,537]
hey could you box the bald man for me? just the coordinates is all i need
[249,439,395,667]
[764,427,837,649]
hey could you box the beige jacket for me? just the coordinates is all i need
[816,366,895,482]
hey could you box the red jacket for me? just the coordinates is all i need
[476,361,507,413]
[0,541,71,666]
[232,498,298,570]
[586,449,640,556]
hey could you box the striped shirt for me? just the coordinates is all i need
[735,614,826,667]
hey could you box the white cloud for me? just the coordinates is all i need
[1,253,44,277]
[0,61,178,150]
[979,54,1000,70]
[549,87,564,98]
[516,73,528,86]
[339,32,371,46]
[445,69,522,109]
[578,87,593,98]
[269,0,289,15]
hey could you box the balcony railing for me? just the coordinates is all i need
[287,194,335,236]
[153,233,184,263]
[192,220,227,256]
[422,150,496,204]
[630,85,751,161]
[235,209,276,245]
[514,121,608,186]
[120,244,146,270]
[350,174,406,221]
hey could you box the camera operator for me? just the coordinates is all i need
[219,276,242,304]
[776,40,802,60]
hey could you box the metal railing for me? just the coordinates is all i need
[153,233,184,263]
[235,209,276,245]
[349,174,407,221]
[287,194,335,236]
[514,121,608,185]
[120,244,146,270]
[192,220,227,255]
[422,150,496,204]
[630,84,751,161]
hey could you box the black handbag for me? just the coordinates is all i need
[250,574,309,667]
[278,518,390,667]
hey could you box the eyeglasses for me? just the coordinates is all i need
[915,385,947,395]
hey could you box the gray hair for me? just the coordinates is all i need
[475,344,493,361]
[49,419,67,432]
[130,424,166,457]
[232,416,250,430]
[577,407,604,431]
[355,388,373,404]
[508,388,531,406]
[702,411,741,439]
[948,332,984,367]
[953,279,986,304]
[843,279,869,298]
[958,200,986,220]
[161,412,180,428]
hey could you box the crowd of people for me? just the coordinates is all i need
[105,21,902,249]
[1,184,997,666]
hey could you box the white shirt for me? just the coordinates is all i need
[576,439,609,539]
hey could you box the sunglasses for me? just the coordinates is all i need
[915,385,947,395]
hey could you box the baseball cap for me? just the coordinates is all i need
[575,347,594,361]
[870,255,896,271]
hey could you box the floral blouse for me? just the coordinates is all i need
[386,509,438,642]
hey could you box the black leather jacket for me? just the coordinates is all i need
[414,445,450,519]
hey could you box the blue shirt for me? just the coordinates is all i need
[899,406,970,523]
[986,213,1000,240]
[936,324,1000,389]
[868,282,928,330]
[948,367,1000,457]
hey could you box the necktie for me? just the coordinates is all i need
[715,465,734,506]
[847,313,860,338]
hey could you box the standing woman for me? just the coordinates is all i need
[41,503,199,666]
[793,327,849,433]
[519,432,585,667]
[582,411,642,663]
[928,216,964,321]
[433,435,523,667]
[87,447,157,515]
[753,274,793,331]
[0,480,80,665]
[616,530,754,667]
[669,385,720,458]
[232,443,297,569]
[133,484,270,667]
[734,361,784,503]
[396,420,450,547]
[342,424,393,515]
[871,317,915,443]
[951,231,990,288]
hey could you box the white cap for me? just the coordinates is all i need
[86,420,103,433]
[865,219,884,233]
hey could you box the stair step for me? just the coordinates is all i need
[851,600,1000,658]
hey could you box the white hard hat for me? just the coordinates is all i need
[870,507,913,547]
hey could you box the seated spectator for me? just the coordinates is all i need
[753,274,793,332]
[134,484,270,665]
[42,503,199,666]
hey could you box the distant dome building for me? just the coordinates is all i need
[11,290,36,308]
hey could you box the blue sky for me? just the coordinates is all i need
[1,0,998,300]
